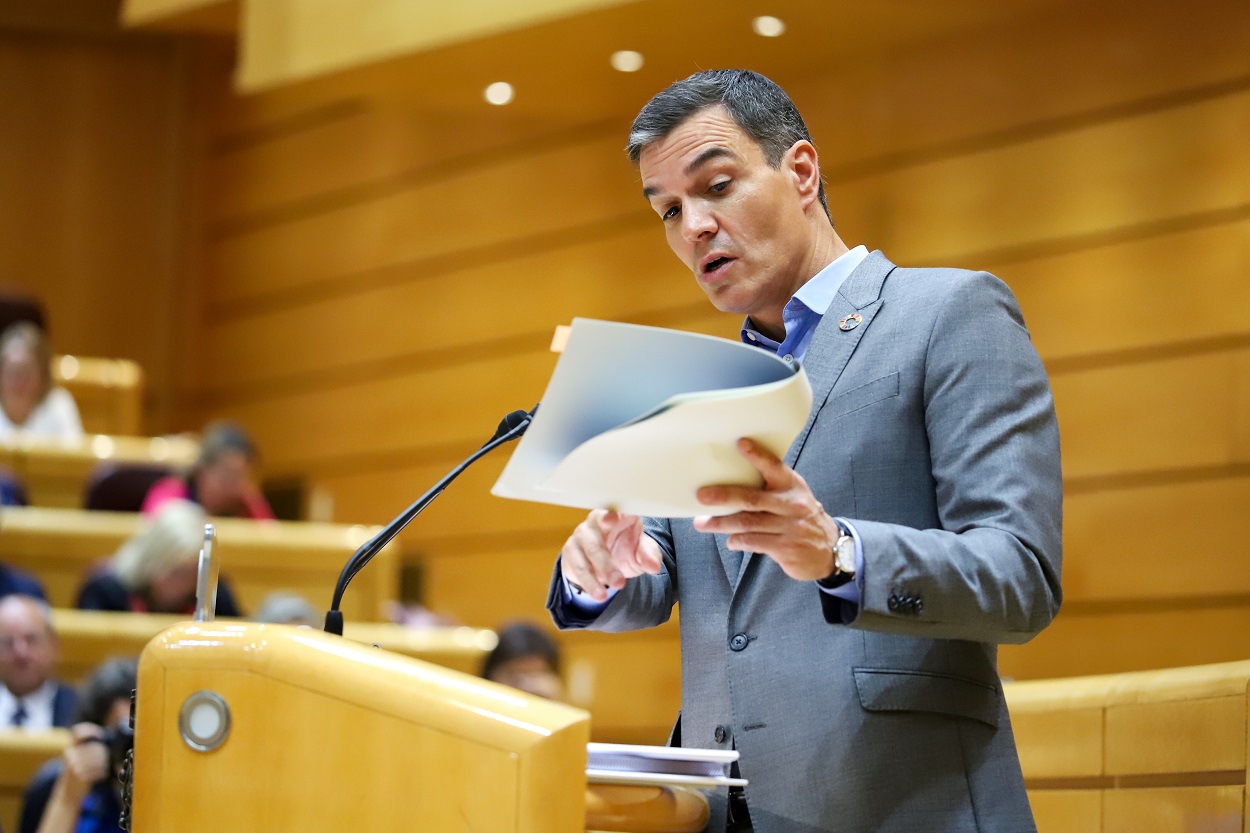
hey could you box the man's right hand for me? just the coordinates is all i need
[559,510,663,603]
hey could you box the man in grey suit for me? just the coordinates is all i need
[548,69,1062,833]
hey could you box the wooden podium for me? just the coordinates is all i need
[133,621,709,832]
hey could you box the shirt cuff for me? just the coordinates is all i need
[561,573,618,612]
[815,517,864,606]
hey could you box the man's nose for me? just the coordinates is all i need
[680,202,717,242]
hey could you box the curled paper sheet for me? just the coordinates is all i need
[492,318,813,518]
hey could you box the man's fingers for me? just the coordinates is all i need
[693,511,789,536]
[735,437,791,486]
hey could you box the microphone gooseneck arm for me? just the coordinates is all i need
[324,406,536,636]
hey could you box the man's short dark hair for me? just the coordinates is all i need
[626,69,830,220]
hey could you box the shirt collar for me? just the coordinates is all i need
[740,244,870,344]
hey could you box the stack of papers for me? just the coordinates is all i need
[586,742,747,789]
[492,318,812,518]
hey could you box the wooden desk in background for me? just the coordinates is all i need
[0,507,399,622]
[48,609,495,682]
[0,729,69,833]
[0,434,198,509]
[1005,660,1250,833]
[52,355,144,437]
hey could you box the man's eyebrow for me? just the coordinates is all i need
[641,146,738,200]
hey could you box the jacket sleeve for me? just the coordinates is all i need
[546,515,678,633]
[825,271,1063,644]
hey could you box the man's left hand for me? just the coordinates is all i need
[693,438,841,581]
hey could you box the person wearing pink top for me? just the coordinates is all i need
[142,421,275,520]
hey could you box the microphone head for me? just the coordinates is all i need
[494,409,531,439]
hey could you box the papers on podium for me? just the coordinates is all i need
[586,742,747,789]
[491,318,813,518]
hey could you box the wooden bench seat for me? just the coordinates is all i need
[0,729,71,833]
[0,434,198,509]
[0,506,397,622]
[52,355,144,436]
[1005,660,1250,833]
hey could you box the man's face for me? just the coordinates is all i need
[640,106,813,329]
[0,344,42,419]
[196,450,253,516]
[0,599,57,697]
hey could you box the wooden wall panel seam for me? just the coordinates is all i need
[1025,770,1247,790]
[202,211,653,322]
[1065,462,1250,496]
[210,117,623,237]
[821,71,1250,185]
[211,97,367,155]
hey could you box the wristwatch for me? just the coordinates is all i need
[817,522,856,589]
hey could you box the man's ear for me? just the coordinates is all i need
[787,140,822,210]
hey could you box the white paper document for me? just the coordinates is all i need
[491,318,813,517]
[586,742,747,789]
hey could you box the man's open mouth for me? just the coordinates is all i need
[703,256,733,275]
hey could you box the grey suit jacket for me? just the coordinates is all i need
[549,251,1063,833]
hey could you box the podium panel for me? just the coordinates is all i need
[134,622,590,832]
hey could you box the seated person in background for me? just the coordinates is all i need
[0,562,46,602]
[0,322,83,442]
[76,500,241,617]
[253,591,318,626]
[142,421,275,520]
[0,595,76,728]
[481,621,564,701]
[18,658,137,833]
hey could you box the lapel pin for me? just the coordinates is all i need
[839,313,862,331]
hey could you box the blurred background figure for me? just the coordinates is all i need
[481,621,564,701]
[18,657,137,833]
[0,322,83,441]
[76,500,241,617]
[142,421,275,520]
[0,560,46,602]
[0,595,76,729]
[253,591,318,626]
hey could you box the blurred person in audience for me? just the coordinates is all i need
[0,595,76,728]
[253,591,318,626]
[0,561,47,602]
[142,421,275,520]
[481,621,564,701]
[18,658,137,833]
[0,322,83,441]
[76,500,241,617]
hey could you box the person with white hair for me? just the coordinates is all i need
[75,500,241,616]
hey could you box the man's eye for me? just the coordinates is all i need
[662,205,681,221]
[710,180,730,193]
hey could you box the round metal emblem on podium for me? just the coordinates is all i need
[178,690,231,752]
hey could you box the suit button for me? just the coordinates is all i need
[888,594,900,611]
[913,598,924,613]
[729,633,749,651]
[714,725,729,744]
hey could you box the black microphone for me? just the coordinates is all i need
[323,404,538,636]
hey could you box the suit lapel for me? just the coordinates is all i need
[724,251,898,590]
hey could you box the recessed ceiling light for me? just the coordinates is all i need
[484,82,514,106]
[752,15,786,37]
[610,50,645,73]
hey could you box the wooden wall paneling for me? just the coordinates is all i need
[419,547,568,628]
[1062,477,1250,602]
[1051,349,1246,481]
[207,133,638,306]
[1010,705,1104,779]
[0,33,191,430]
[199,224,699,393]
[794,0,1250,181]
[1102,786,1244,833]
[999,605,1250,681]
[827,90,1250,265]
[1027,791,1102,833]
[1001,218,1250,364]
[210,346,559,470]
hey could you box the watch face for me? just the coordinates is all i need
[834,536,856,575]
